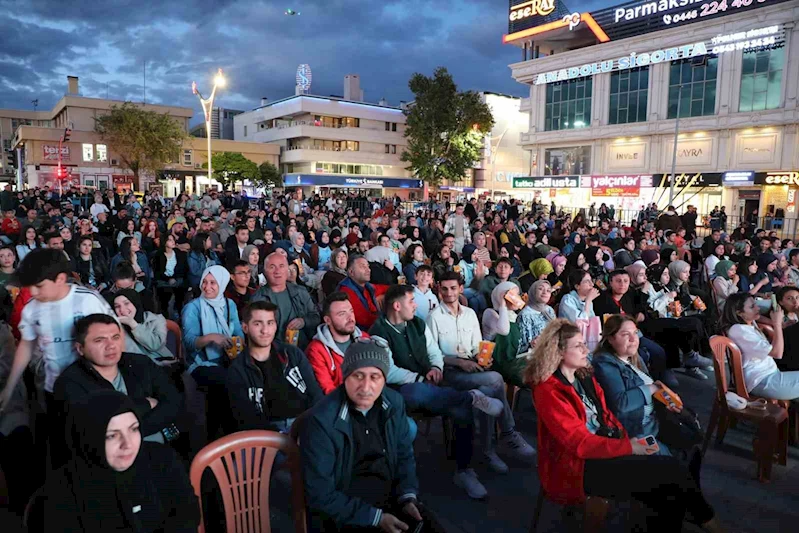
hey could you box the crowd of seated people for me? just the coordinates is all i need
[1,186,795,531]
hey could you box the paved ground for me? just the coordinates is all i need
[2,367,797,532]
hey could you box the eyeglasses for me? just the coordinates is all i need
[355,336,389,349]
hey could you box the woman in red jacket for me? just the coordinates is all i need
[525,319,724,532]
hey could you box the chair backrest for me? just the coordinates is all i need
[165,319,183,362]
[760,323,775,343]
[189,430,307,533]
[709,335,750,400]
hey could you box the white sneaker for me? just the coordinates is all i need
[483,450,509,474]
[470,390,504,417]
[453,468,488,499]
[499,431,537,462]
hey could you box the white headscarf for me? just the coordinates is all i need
[492,281,520,323]
[199,265,232,341]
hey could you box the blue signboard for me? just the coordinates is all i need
[284,174,423,189]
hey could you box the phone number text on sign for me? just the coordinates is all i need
[664,0,769,25]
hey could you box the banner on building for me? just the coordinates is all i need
[43,145,70,161]
[591,174,649,197]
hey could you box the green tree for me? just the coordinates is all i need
[253,161,283,189]
[94,102,187,184]
[204,152,259,190]
[401,67,494,188]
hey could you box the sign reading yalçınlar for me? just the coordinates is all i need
[591,175,647,197]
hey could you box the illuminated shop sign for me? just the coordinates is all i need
[591,174,651,196]
[505,0,790,46]
[722,170,755,186]
[509,0,555,22]
[653,172,722,187]
[283,174,423,189]
[513,175,581,188]
[755,171,799,186]
[533,25,780,85]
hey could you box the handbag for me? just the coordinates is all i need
[655,402,704,451]
[575,316,602,352]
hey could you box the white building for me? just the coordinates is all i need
[234,75,424,199]
[504,0,799,223]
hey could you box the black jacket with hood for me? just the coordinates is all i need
[225,341,323,432]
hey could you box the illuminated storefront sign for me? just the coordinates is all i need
[591,175,650,196]
[533,25,780,85]
[513,175,581,188]
[43,145,70,161]
[653,172,722,187]
[283,174,423,189]
[722,170,755,186]
[756,171,799,186]
[509,0,555,22]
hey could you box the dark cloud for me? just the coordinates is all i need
[0,0,620,122]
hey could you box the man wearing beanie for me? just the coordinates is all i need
[301,338,446,532]
[370,284,504,500]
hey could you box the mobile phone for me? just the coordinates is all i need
[772,294,779,312]
[412,521,424,533]
[638,435,659,453]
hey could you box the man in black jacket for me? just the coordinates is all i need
[52,314,181,447]
[226,301,322,433]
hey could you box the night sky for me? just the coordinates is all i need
[0,0,616,125]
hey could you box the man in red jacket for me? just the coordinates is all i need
[305,292,370,394]
[337,255,387,331]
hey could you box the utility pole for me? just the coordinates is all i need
[668,84,683,206]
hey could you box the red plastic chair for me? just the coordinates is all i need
[189,430,307,533]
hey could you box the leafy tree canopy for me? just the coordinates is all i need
[203,152,259,190]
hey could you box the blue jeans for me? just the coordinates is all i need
[464,288,487,316]
[398,382,474,469]
[751,371,799,401]
[443,367,514,451]
[639,336,668,381]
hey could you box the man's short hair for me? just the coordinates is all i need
[16,248,71,287]
[415,264,433,277]
[495,257,513,269]
[776,286,799,303]
[235,224,249,234]
[439,271,464,285]
[347,254,366,271]
[383,284,414,313]
[78,235,94,246]
[789,248,799,262]
[442,233,455,240]
[112,261,137,282]
[43,232,61,244]
[322,291,350,317]
[241,300,278,324]
[74,314,119,346]
[608,269,629,281]
[231,260,250,272]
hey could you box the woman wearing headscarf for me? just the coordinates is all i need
[181,265,244,437]
[641,249,660,267]
[403,225,423,251]
[549,254,568,288]
[241,244,264,288]
[36,390,199,533]
[753,253,780,293]
[458,244,488,313]
[517,280,556,355]
[499,243,523,278]
[660,247,678,266]
[562,232,585,257]
[109,289,175,365]
[471,231,495,267]
[584,245,608,286]
[309,230,332,272]
[322,247,348,298]
[483,281,528,388]
[712,260,738,312]
[289,230,321,289]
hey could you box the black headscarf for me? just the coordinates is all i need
[647,263,669,292]
[108,288,145,324]
[659,247,677,265]
[64,390,153,532]
[584,246,603,266]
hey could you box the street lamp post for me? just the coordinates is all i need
[668,84,683,206]
[192,69,226,191]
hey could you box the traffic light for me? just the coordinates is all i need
[4,149,15,170]
[57,167,67,180]
[63,128,71,142]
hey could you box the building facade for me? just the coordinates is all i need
[504,0,799,221]
[234,75,424,199]
[190,107,243,140]
[5,76,279,196]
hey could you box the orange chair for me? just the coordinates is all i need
[704,336,788,482]
[189,430,307,533]
[165,319,183,362]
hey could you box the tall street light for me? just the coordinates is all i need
[192,69,225,191]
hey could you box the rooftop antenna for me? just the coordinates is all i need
[32,99,38,111]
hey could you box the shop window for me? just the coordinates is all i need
[739,46,784,112]
[544,146,591,175]
[545,77,592,131]
[82,143,94,162]
[667,56,718,119]
[96,144,107,162]
[609,67,648,125]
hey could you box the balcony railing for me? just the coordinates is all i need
[259,120,393,132]
[285,145,360,152]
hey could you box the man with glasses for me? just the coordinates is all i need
[225,261,257,316]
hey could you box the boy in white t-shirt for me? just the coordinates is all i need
[0,248,113,465]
